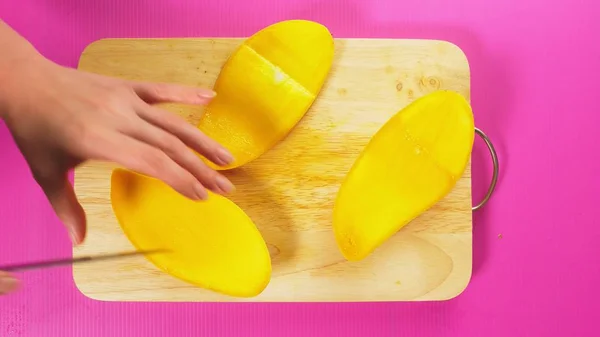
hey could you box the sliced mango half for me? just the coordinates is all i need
[197,20,335,170]
[333,90,475,261]
[110,168,272,297]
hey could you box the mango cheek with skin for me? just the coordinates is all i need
[110,168,272,298]
[197,19,335,170]
[333,90,475,261]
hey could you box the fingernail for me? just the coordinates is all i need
[68,227,80,246]
[216,148,234,165]
[194,183,209,200]
[216,175,235,194]
[199,89,216,98]
[0,276,19,295]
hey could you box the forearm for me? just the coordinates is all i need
[0,20,46,120]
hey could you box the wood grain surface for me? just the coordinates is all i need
[72,37,472,302]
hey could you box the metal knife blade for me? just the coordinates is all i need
[0,249,167,272]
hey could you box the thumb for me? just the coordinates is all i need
[0,272,19,295]
[38,172,87,245]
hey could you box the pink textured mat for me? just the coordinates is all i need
[1,0,599,336]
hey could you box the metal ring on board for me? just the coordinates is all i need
[472,128,499,211]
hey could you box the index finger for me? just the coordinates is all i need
[130,81,216,106]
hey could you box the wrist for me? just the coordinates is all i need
[0,20,47,121]
[0,55,41,121]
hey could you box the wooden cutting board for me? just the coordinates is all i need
[73,37,472,302]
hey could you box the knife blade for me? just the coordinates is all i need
[0,249,167,272]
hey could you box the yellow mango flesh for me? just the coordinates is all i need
[110,168,271,297]
[197,20,334,170]
[333,90,475,261]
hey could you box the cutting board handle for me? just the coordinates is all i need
[472,128,499,211]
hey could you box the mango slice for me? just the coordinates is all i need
[333,90,475,261]
[197,20,334,170]
[110,168,271,297]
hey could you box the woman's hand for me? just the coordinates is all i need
[0,51,236,246]
[0,271,18,295]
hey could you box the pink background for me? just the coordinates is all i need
[1,0,598,336]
